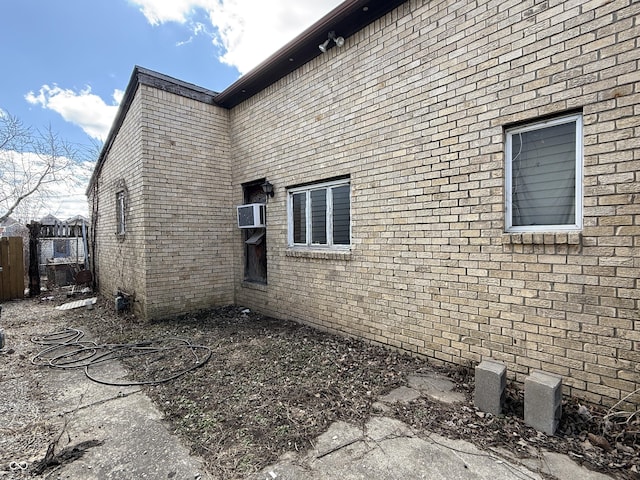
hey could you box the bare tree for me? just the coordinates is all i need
[0,111,87,223]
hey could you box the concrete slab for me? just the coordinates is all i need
[32,343,210,480]
[497,448,614,480]
[45,357,140,413]
[377,386,422,405]
[255,417,621,480]
[48,390,205,480]
[408,373,466,404]
[535,451,613,480]
[252,416,544,480]
[341,373,465,424]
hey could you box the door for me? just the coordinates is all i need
[243,181,267,284]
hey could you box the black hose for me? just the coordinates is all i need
[31,329,212,387]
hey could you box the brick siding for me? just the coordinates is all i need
[91,0,639,405]
[230,0,640,405]
[90,85,234,319]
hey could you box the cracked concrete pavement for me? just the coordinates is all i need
[28,354,209,480]
[26,365,616,480]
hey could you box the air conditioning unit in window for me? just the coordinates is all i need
[237,203,266,228]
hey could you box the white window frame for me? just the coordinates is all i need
[116,190,126,235]
[287,178,351,250]
[505,114,583,233]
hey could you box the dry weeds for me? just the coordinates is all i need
[1,293,638,479]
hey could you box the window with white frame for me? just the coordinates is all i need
[288,178,351,249]
[116,190,126,235]
[505,114,582,232]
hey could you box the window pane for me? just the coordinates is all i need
[54,239,70,258]
[117,191,126,234]
[511,121,576,226]
[311,189,327,244]
[292,193,306,243]
[332,185,350,245]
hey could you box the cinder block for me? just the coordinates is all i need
[474,360,506,415]
[525,370,563,435]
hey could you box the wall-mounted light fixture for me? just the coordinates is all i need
[319,31,345,53]
[261,180,274,197]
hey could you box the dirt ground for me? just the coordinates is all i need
[0,291,638,479]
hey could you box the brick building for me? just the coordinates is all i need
[87,0,640,405]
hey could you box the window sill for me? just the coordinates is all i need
[286,248,352,260]
[241,281,267,291]
[502,232,582,245]
[501,232,583,253]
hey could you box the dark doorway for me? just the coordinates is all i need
[243,181,267,284]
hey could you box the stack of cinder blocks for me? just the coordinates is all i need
[474,361,562,436]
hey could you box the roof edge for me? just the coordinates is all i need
[135,66,218,103]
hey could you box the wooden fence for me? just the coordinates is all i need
[0,237,25,301]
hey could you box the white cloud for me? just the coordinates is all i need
[112,89,125,105]
[129,0,343,74]
[25,85,121,141]
[129,0,215,25]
